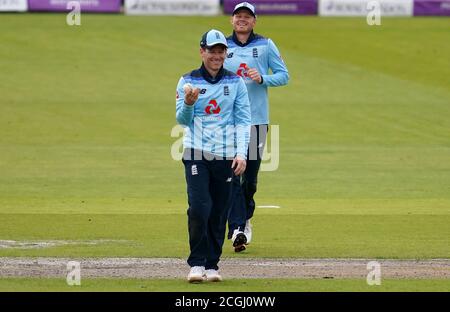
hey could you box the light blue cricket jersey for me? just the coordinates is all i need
[224,31,289,125]
[176,64,251,159]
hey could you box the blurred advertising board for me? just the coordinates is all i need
[0,0,27,11]
[414,0,450,15]
[319,0,414,16]
[28,0,122,13]
[125,0,221,15]
[223,0,318,15]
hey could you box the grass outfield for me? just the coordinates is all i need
[0,278,449,292]
[0,14,449,262]
[0,214,449,258]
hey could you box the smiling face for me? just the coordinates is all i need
[200,45,227,75]
[231,9,256,34]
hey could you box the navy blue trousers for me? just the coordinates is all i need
[228,125,268,239]
[183,149,233,270]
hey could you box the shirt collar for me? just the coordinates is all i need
[232,30,256,47]
[200,63,225,84]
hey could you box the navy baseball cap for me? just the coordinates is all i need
[232,2,256,17]
[200,29,228,49]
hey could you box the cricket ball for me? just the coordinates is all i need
[183,83,193,93]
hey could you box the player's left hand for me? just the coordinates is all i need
[247,68,262,84]
[232,156,246,176]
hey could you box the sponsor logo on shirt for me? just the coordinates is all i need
[236,63,249,78]
[205,99,221,115]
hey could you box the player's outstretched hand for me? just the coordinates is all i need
[247,68,262,84]
[184,87,200,106]
[232,156,246,176]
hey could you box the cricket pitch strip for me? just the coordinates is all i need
[1,258,449,279]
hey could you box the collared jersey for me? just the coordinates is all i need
[224,32,289,125]
[176,65,251,159]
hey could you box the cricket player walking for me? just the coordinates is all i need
[176,29,251,282]
[224,2,290,252]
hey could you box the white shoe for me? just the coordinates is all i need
[244,219,252,245]
[187,266,205,283]
[231,229,247,252]
[205,269,222,282]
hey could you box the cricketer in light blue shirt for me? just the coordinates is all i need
[224,31,289,125]
[176,64,251,159]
